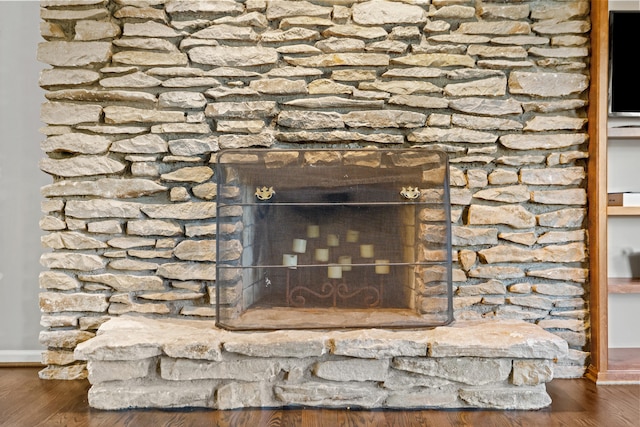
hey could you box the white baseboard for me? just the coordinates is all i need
[0,350,42,364]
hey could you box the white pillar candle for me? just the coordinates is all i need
[328,264,343,279]
[327,233,339,247]
[292,238,307,253]
[360,244,374,258]
[315,248,329,262]
[338,255,352,271]
[375,259,390,274]
[283,254,297,268]
[346,229,359,243]
[307,224,320,238]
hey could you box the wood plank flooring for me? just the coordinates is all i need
[1,367,638,427]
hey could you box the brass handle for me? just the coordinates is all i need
[255,186,275,201]
[400,186,421,200]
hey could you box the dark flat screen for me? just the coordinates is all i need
[609,11,640,116]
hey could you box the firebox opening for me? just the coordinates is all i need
[215,149,453,330]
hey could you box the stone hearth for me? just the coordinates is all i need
[75,316,567,410]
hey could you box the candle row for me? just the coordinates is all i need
[282,254,391,277]
[293,239,375,259]
[306,225,360,243]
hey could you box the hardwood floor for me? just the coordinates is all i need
[1,367,638,427]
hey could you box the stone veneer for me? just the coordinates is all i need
[75,316,568,410]
[37,0,591,391]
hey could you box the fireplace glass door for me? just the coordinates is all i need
[215,149,453,330]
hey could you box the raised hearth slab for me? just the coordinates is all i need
[74,316,568,410]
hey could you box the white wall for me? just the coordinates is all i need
[0,1,48,362]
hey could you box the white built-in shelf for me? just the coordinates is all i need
[608,206,640,216]
[608,127,640,139]
[608,277,640,294]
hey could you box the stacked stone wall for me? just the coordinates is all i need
[37,0,591,380]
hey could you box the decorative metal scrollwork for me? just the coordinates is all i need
[400,186,421,200]
[255,186,275,201]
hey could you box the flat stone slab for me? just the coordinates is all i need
[75,316,568,362]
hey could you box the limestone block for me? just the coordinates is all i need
[189,46,278,66]
[39,271,79,291]
[431,5,477,19]
[277,111,344,129]
[216,382,277,410]
[41,231,107,250]
[75,20,121,40]
[512,359,554,386]
[342,110,426,128]
[216,121,263,135]
[215,11,268,28]
[127,219,182,237]
[427,320,568,359]
[385,386,459,408]
[332,330,427,358]
[161,357,279,382]
[261,28,321,43]
[218,133,275,149]
[42,349,76,366]
[42,178,167,198]
[509,71,588,97]
[276,130,403,144]
[168,137,218,156]
[151,123,212,134]
[451,227,498,246]
[223,330,329,358]
[174,240,217,262]
[458,384,551,410]
[38,364,87,380]
[444,76,507,97]
[266,1,331,20]
[88,379,217,410]
[37,41,112,66]
[156,262,216,281]
[313,358,389,382]
[392,357,511,386]
[107,237,154,249]
[284,53,389,67]
[104,106,185,125]
[77,273,164,292]
[408,127,497,144]
[192,24,258,41]
[205,101,278,119]
[100,71,162,88]
[323,25,388,40]
[158,91,207,109]
[40,253,105,271]
[274,382,387,408]
[531,20,590,35]
[166,0,243,14]
[315,37,364,53]
[40,330,95,348]
[382,369,452,390]
[88,358,155,383]
[41,133,110,154]
[114,38,178,52]
[468,205,535,228]
[537,208,585,228]
[40,292,108,313]
[40,155,125,178]
[284,96,384,109]
[141,202,217,219]
[40,102,102,126]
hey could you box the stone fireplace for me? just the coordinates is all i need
[38,0,590,411]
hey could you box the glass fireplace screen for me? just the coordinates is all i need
[215,148,453,330]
